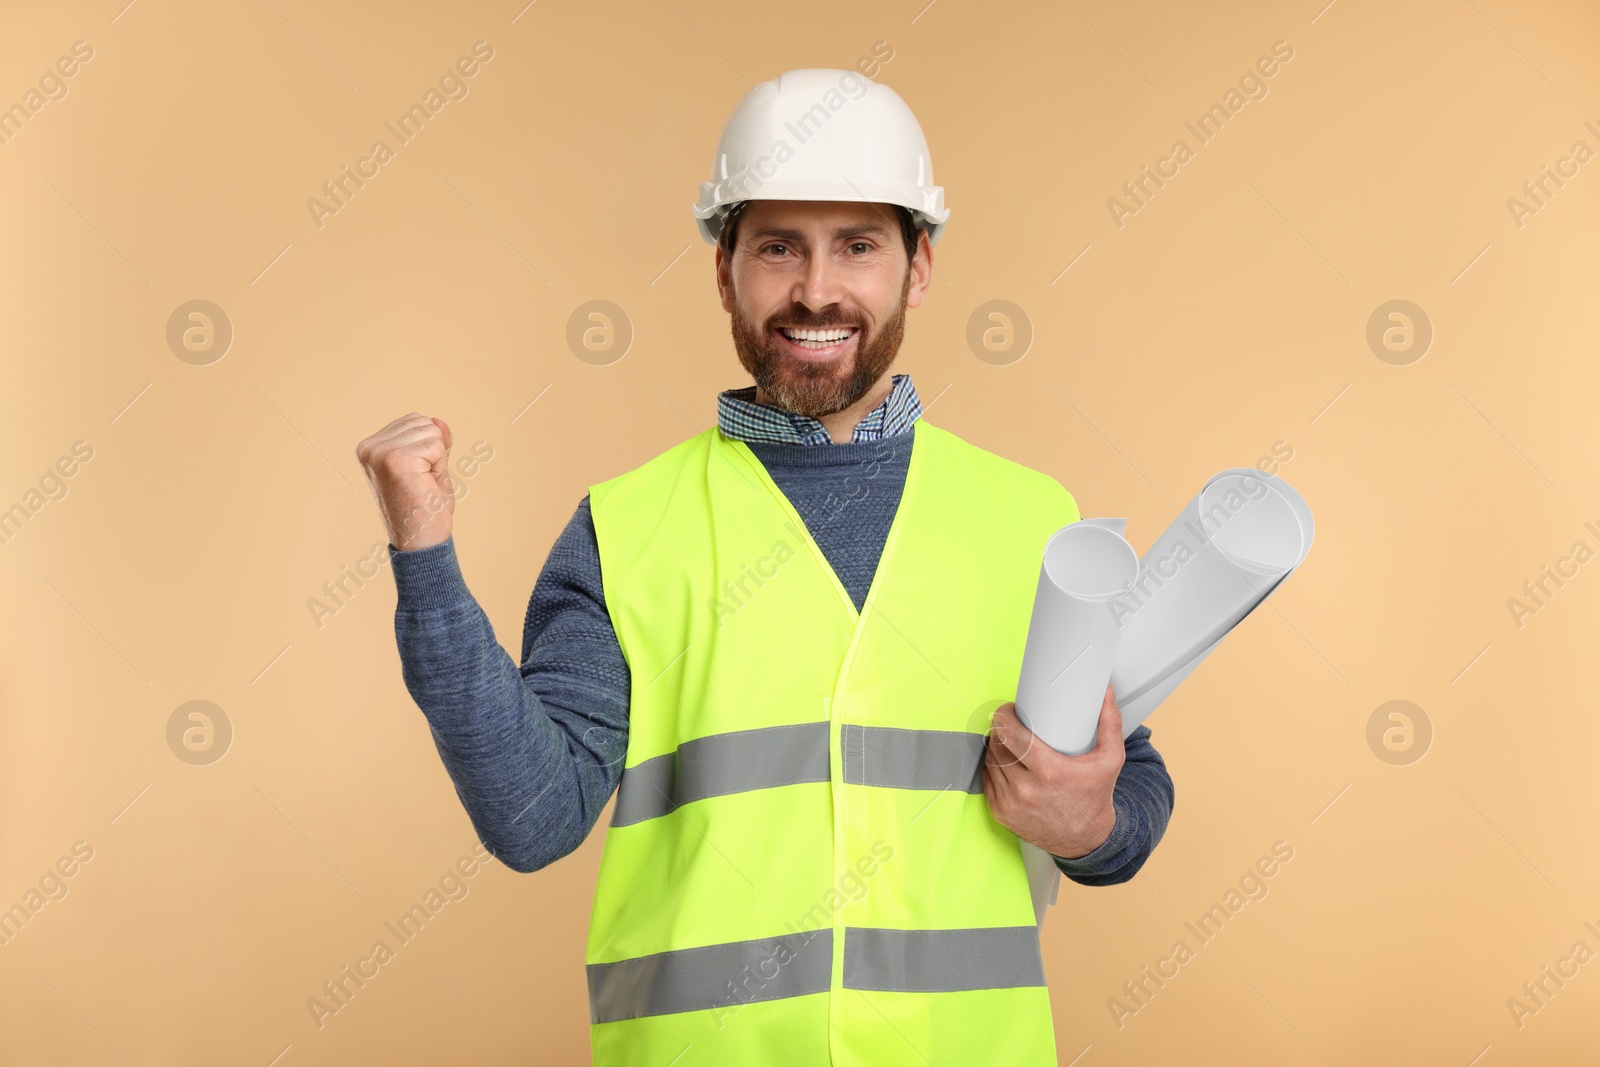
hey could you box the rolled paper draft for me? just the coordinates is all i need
[1013,521,1141,757]
[1108,467,1314,736]
[1014,519,1139,929]
[1017,468,1313,927]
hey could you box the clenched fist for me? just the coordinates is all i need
[355,413,458,552]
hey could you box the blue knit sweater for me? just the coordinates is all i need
[388,430,1174,885]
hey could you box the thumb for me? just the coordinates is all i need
[428,418,454,492]
[1097,683,1123,751]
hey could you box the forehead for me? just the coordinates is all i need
[737,199,897,239]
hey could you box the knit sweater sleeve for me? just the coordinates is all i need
[388,495,630,873]
[1049,724,1175,886]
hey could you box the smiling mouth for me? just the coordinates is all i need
[774,325,859,354]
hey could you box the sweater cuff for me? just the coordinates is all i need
[388,535,472,611]
[1051,800,1136,875]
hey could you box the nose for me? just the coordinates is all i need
[791,250,847,318]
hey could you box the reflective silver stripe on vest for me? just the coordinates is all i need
[611,721,831,827]
[840,724,986,793]
[843,926,1046,992]
[588,929,832,1023]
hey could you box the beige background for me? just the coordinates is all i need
[2,0,1597,1063]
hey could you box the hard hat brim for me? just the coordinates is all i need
[693,179,949,248]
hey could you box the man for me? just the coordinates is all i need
[356,68,1174,1066]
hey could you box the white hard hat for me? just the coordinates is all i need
[692,68,950,248]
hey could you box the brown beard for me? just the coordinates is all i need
[729,265,911,420]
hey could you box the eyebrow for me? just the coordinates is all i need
[745,223,892,244]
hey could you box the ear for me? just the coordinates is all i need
[716,242,735,314]
[905,229,933,310]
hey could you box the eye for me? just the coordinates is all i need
[760,243,790,256]
[848,242,871,254]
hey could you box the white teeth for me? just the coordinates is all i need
[780,326,855,342]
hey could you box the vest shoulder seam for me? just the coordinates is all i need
[916,420,1078,514]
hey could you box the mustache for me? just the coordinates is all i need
[769,314,862,330]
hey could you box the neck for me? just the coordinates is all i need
[756,373,895,445]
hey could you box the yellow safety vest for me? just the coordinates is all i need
[585,417,1081,1066]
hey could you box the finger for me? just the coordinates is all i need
[985,728,1017,786]
[383,431,449,478]
[357,413,432,465]
[379,423,448,458]
[427,424,452,482]
[982,743,1014,813]
[430,419,454,487]
[982,759,1015,828]
[990,702,1042,770]
[985,708,1024,774]
[382,412,436,441]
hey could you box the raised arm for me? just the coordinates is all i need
[356,413,629,873]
